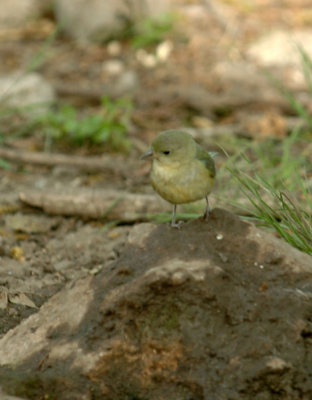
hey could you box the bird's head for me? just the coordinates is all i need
[141,130,196,166]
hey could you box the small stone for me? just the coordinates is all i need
[113,70,139,95]
[171,271,187,285]
[266,356,291,371]
[156,40,173,62]
[107,41,122,56]
[8,293,37,309]
[102,59,124,76]
[0,72,55,114]
[136,49,157,68]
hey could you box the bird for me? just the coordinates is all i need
[141,129,216,228]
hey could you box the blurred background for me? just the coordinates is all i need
[2,0,312,144]
[0,0,311,251]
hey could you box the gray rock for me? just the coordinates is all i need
[0,72,55,114]
[178,58,312,117]
[0,0,50,28]
[111,70,139,96]
[0,0,38,28]
[102,59,125,76]
[54,0,170,42]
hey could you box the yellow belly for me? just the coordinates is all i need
[151,160,214,204]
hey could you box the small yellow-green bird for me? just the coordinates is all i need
[141,130,216,227]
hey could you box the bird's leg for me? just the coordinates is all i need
[171,204,183,228]
[203,196,211,220]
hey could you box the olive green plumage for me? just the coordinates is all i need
[141,130,216,227]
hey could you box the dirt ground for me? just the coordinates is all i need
[0,1,312,399]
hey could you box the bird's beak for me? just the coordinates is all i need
[140,148,154,160]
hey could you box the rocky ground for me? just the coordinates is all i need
[0,0,311,399]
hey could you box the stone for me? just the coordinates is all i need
[0,0,44,29]
[0,209,311,399]
[102,60,125,76]
[178,57,312,119]
[247,29,312,67]
[54,0,170,43]
[0,72,55,114]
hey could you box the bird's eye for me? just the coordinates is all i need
[163,151,170,155]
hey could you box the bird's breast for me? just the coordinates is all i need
[150,160,214,204]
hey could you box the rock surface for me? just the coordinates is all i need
[0,72,55,113]
[0,209,311,399]
[54,0,170,42]
[248,29,312,67]
[0,0,47,28]
[0,387,27,400]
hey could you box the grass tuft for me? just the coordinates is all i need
[37,97,133,152]
[227,153,312,255]
[224,45,312,255]
[131,13,175,49]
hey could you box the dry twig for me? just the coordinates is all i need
[0,147,130,175]
[19,189,166,221]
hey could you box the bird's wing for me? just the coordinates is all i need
[196,144,216,177]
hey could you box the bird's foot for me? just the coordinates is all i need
[202,210,211,221]
[170,220,184,229]
[203,197,211,221]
